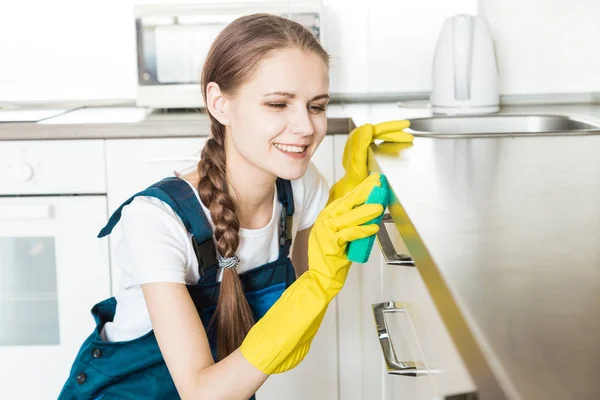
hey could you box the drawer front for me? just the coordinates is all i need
[372,299,437,400]
[0,140,106,195]
[381,218,477,398]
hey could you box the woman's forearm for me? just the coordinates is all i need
[187,349,268,400]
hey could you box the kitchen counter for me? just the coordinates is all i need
[0,104,354,140]
[366,102,600,400]
[4,98,600,399]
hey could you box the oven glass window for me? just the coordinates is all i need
[0,237,59,346]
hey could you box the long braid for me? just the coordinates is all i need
[197,123,255,360]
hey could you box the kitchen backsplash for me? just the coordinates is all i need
[0,0,597,102]
[478,0,600,95]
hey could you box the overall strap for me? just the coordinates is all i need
[275,178,294,258]
[97,176,296,278]
[97,177,218,273]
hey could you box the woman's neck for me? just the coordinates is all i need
[225,144,275,230]
[183,166,275,230]
[183,140,276,230]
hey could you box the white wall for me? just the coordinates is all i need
[478,0,600,95]
[0,0,475,102]
[326,0,476,94]
[4,0,597,102]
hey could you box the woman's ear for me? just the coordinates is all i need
[205,82,230,126]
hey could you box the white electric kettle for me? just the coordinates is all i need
[430,14,499,115]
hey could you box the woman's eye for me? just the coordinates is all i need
[268,103,287,109]
[309,105,326,113]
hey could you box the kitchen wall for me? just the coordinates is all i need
[478,0,600,96]
[0,0,598,103]
[327,0,476,95]
[0,0,474,102]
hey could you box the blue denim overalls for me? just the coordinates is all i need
[58,176,296,400]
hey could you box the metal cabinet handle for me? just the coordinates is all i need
[376,213,415,266]
[372,301,428,376]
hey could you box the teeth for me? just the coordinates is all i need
[274,143,307,153]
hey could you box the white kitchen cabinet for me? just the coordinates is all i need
[104,135,339,400]
[336,225,436,400]
[382,221,477,398]
[105,137,205,291]
[337,233,388,400]
[334,132,475,399]
[378,220,438,400]
[0,139,111,400]
[338,215,475,400]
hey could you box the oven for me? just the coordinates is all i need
[0,139,111,399]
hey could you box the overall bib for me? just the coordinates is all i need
[58,176,296,400]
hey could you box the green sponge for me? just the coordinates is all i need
[347,174,389,263]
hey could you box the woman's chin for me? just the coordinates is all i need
[274,163,309,181]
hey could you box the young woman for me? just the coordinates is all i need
[58,13,412,400]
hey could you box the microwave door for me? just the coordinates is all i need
[154,23,227,85]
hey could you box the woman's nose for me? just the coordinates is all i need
[290,107,315,136]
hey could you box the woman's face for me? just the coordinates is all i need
[223,47,330,181]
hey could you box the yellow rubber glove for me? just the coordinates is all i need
[329,120,413,204]
[240,174,385,374]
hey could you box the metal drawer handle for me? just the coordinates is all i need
[376,213,415,266]
[372,301,428,376]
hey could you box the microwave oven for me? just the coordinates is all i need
[134,1,323,109]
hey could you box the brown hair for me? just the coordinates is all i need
[197,13,329,360]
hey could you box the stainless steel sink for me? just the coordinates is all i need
[405,114,600,138]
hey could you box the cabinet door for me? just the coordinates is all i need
[337,242,436,400]
[379,221,437,400]
[105,137,205,291]
[384,222,477,398]
[338,243,388,400]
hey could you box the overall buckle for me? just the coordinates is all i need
[192,237,217,276]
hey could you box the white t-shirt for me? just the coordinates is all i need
[102,161,329,342]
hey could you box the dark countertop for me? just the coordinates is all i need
[367,102,600,400]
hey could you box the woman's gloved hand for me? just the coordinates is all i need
[240,174,385,374]
[329,120,412,204]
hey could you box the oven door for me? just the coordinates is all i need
[0,196,110,399]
